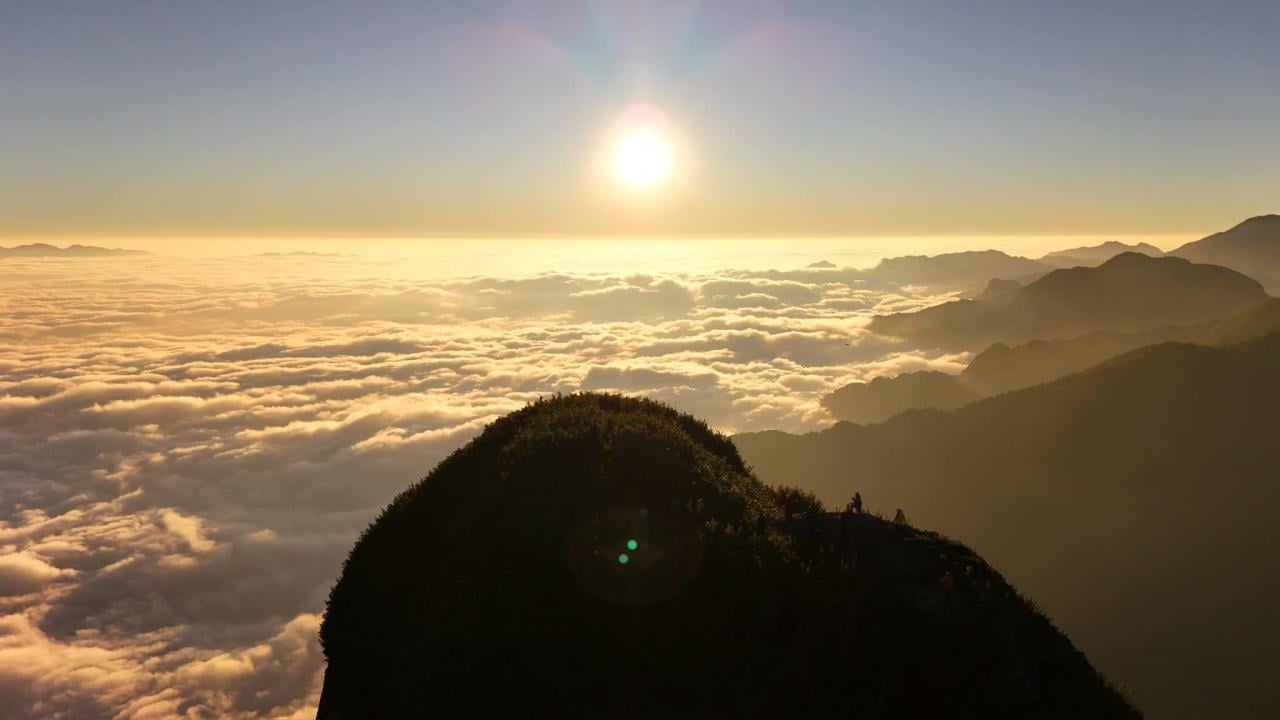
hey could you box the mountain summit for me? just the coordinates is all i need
[318,394,1135,719]
[1172,214,1280,292]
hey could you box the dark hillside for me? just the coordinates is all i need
[318,394,1136,719]
[737,334,1280,719]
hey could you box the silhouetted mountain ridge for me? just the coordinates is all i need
[1172,214,1280,292]
[868,253,1267,350]
[824,298,1280,424]
[318,394,1135,719]
[866,249,1047,287]
[1039,241,1163,268]
[736,333,1280,719]
[0,243,147,257]
[970,277,1023,300]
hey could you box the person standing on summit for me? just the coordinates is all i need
[852,491,864,514]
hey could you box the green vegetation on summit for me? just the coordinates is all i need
[318,394,1135,719]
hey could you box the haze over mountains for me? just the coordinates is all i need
[1038,241,1164,268]
[736,240,1180,297]
[1172,214,1280,293]
[736,215,1280,719]
[0,243,147,257]
[319,216,1280,717]
[826,298,1280,424]
[863,250,1048,289]
[856,240,1167,294]
[853,214,1279,296]
[737,331,1280,720]
[868,253,1267,351]
[823,215,1280,426]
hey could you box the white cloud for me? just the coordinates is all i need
[0,254,957,718]
[159,511,215,554]
[0,552,74,596]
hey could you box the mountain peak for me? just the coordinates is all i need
[318,394,1135,719]
[1230,214,1280,232]
[1097,250,1180,267]
[870,251,1266,350]
[1040,241,1164,268]
[1171,214,1280,292]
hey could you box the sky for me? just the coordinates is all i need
[2,0,1277,239]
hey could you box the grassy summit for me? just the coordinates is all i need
[319,393,1136,718]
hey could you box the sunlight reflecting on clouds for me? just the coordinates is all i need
[0,253,961,718]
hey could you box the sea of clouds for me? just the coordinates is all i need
[0,252,964,718]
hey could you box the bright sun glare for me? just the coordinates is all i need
[613,130,672,189]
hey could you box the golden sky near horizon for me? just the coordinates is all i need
[2,3,1278,240]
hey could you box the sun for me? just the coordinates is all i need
[613,130,672,189]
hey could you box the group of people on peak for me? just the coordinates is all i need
[842,490,909,526]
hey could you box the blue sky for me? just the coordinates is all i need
[1,0,1277,236]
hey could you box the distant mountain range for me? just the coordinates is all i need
[868,252,1267,350]
[826,298,1280,424]
[819,214,1279,296]
[864,249,1048,287]
[736,332,1280,719]
[0,243,147,257]
[1039,240,1164,268]
[864,240,1170,290]
[788,241,1166,293]
[1171,214,1280,293]
[827,215,1280,423]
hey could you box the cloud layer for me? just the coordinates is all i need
[0,254,961,718]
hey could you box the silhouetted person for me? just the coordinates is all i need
[852,491,864,514]
[893,508,906,525]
